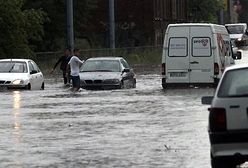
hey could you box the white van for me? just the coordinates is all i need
[161,23,238,88]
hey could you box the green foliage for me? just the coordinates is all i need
[24,0,97,51]
[0,0,45,58]
[188,0,222,23]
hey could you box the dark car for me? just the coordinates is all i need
[79,57,136,90]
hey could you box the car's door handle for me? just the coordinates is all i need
[230,105,240,108]
[190,61,199,64]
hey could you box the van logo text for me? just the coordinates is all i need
[193,39,209,46]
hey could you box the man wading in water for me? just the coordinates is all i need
[51,49,72,85]
[67,49,84,92]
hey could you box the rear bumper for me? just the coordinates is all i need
[210,130,248,144]
[162,77,218,88]
[211,143,248,158]
[210,130,248,158]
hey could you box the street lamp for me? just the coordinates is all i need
[109,0,115,49]
[66,0,74,51]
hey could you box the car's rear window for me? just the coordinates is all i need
[0,61,28,73]
[218,68,248,97]
[226,25,245,34]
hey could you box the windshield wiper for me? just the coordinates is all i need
[8,64,15,72]
[96,70,112,72]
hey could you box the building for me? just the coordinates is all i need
[153,0,188,45]
[87,0,188,47]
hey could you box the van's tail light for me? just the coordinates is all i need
[162,63,166,75]
[208,107,226,132]
[214,63,219,75]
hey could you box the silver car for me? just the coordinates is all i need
[0,59,44,90]
[79,57,136,90]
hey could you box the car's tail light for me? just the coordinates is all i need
[214,63,219,75]
[162,63,166,75]
[208,107,227,132]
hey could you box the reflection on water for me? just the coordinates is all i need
[13,91,21,109]
[13,91,21,130]
[12,91,23,167]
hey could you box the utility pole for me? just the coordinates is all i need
[109,0,115,49]
[66,0,74,52]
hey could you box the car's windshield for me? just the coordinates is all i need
[0,61,28,73]
[218,68,248,97]
[226,25,245,34]
[80,60,121,72]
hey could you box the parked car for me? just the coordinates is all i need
[79,57,136,90]
[201,62,248,168]
[225,23,248,48]
[0,59,44,90]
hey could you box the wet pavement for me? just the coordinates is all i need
[0,73,216,168]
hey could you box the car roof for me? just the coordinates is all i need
[0,59,33,62]
[86,57,124,61]
[225,23,247,26]
[225,63,248,71]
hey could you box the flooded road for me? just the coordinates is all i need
[0,73,215,168]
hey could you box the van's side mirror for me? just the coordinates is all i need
[201,96,213,105]
[233,50,242,60]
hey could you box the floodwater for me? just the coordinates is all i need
[0,73,216,168]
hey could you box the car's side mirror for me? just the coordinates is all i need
[122,68,130,73]
[201,96,213,105]
[245,29,248,35]
[30,70,38,74]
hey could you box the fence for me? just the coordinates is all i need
[35,46,163,75]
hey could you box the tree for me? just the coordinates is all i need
[0,0,45,58]
[24,0,97,51]
[235,0,248,24]
[188,0,222,23]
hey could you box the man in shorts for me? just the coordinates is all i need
[68,48,84,91]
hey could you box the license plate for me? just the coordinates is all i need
[170,72,187,77]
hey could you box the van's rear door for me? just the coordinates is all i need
[166,26,190,83]
[189,26,214,83]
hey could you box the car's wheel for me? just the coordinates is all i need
[41,82,45,90]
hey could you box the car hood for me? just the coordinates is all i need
[79,72,122,80]
[0,73,29,81]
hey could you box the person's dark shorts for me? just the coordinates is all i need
[71,75,80,88]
